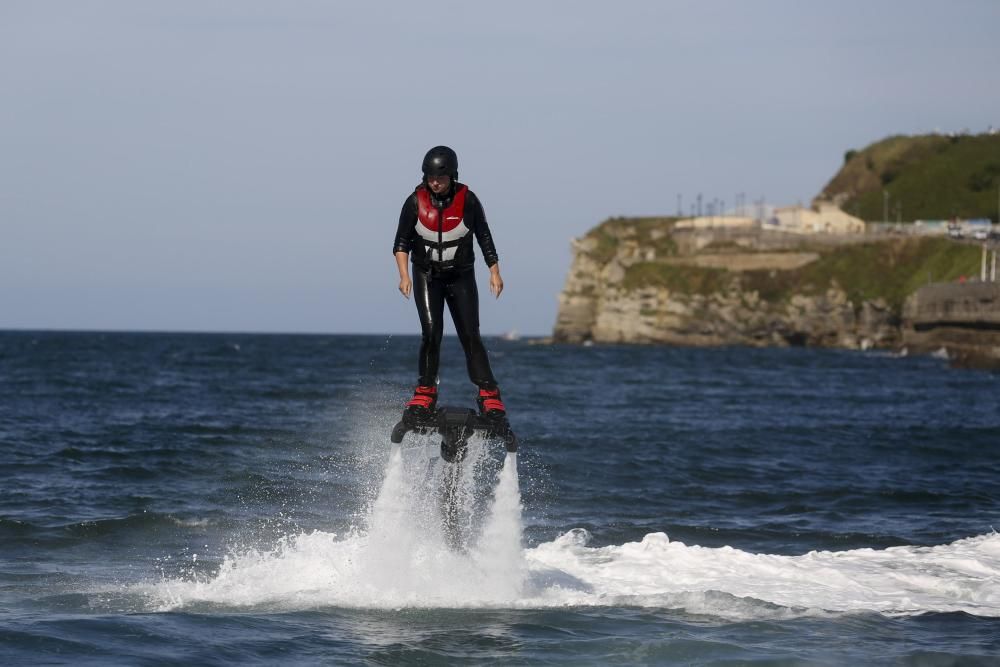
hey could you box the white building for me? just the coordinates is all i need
[769,202,865,234]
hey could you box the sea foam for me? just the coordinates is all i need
[145,442,1000,618]
[522,528,1000,618]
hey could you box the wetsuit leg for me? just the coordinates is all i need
[413,267,445,386]
[444,269,498,389]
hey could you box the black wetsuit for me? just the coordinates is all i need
[393,182,499,389]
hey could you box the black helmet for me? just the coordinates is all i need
[422,145,458,180]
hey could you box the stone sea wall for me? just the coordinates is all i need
[902,282,1000,368]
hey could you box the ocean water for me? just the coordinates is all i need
[1,330,998,665]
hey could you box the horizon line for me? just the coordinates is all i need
[0,326,548,338]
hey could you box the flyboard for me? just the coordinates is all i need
[391,406,517,548]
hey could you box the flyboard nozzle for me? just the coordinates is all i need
[440,408,476,463]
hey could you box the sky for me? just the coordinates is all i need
[2,1,999,336]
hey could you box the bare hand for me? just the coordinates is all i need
[399,276,412,299]
[490,272,504,299]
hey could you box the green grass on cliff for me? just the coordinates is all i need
[623,238,982,313]
[622,262,729,294]
[821,133,1000,222]
[583,216,678,264]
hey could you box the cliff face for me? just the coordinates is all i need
[553,220,979,352]
[555,242,896,349]
[580,285,897,349]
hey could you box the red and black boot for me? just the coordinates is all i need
[477,386,506,417]
[406,385,438,416]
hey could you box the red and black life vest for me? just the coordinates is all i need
[415,184,470,266]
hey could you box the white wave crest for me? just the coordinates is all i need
[522,529,1000,618]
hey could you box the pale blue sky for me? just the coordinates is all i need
[3,1,998,335]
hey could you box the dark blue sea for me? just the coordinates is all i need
[1,331,999,665]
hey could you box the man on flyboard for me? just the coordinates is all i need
[391,146,515,459]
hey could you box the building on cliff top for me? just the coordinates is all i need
[767,202,865,235]
[673,204,864,235]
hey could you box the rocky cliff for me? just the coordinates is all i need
[553,218,983,354]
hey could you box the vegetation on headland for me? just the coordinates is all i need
[583,216,679,264]
[744,238,981,311]
[820,133,1000,222]
[621,237,982,314]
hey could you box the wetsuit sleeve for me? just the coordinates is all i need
[467,191,499,268]
[393,194,418,255]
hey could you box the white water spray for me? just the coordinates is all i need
[472,453,525,599]
[148,436,526,610]
[142,440,1000,619]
